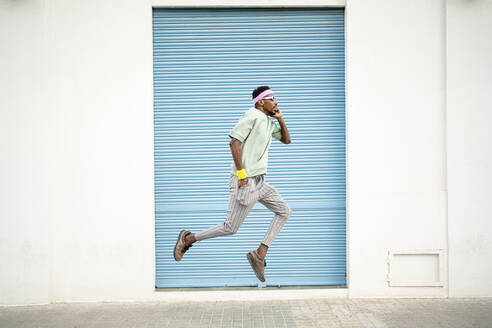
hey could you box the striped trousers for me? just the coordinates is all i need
[195,174,291,246]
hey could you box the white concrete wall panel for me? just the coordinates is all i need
[0,0,52,306]
[447,0,492,297]
[46,0,155,302]
[346,0,448,297]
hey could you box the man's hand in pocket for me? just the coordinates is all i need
[238,178,249,188]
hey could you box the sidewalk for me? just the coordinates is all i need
[1,298,491,328]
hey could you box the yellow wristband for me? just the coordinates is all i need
[236,169,247,180]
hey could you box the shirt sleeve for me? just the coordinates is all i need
[272,122,282,141]
[229,114,254,142]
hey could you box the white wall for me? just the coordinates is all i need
[346,0,448,297]
[46,0,156,303]
[1,0,157,305]
[1,0,491,306]
[0,0,51,305]
[447,0,492,297]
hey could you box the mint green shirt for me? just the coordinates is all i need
[229,107,282,177]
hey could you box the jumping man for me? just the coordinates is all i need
[173,86,292,282]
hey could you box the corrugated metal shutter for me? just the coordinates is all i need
[153,8,346,287]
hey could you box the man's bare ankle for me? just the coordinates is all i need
[257,243,268,259]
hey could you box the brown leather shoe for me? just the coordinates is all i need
[174,230,192,261]
[246,249,267,282]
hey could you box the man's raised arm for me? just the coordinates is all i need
[273,109,291,144]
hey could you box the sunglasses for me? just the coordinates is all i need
[262,96,277,101]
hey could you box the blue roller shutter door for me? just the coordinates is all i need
[153,8,346,287]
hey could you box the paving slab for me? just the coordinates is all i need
[0,298,491,328]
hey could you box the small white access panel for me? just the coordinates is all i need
[387,249,445,287]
